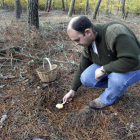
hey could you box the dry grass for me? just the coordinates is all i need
[0,10,140,140]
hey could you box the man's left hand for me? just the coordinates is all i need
[95,68,105,81]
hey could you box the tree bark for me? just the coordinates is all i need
[92,0,102,19]
[15,0,22,19]
[47,0,52,12]
[68,0,75,17]
[106,0,110,15]
[78,0,82,14]
[66,0,68,11]
[2,0,4,9]
[85,0,89,15]
[62,0,65,11]
[52,0,55,10]
[27,0,39,29]
[121,0,126,19]
[45,0,49,11]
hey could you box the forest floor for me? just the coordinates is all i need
[0,10,140,140]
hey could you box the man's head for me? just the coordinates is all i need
[67,16,95,47]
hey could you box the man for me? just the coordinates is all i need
[63,16,140,109]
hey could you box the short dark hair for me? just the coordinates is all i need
[71,16,92,35]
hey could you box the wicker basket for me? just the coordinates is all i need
[36,58,57,82]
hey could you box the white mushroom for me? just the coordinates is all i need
[56,103,63,109]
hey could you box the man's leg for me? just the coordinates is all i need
[80,63,108,88]
[99,69,140,105]
[80,63,110,109]
[80,64,140,109]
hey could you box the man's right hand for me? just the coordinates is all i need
[63,90,75,103]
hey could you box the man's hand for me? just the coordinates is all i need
[95,67,105,81]
[63,90,75,103]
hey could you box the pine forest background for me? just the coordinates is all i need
[0,0,140,15]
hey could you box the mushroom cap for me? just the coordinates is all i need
[56,103,63,109]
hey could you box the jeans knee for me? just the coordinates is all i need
[109,77,126,90]
[80,74,87,86]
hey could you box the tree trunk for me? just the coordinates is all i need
[27,0,39,29]
[117,0,121,14]
[2,0,4,9]
[106,0,110,15]
[66,0,68,11]
[121,0,126,19]
[52,0,55,10]
[85,0,89,15]
[15,0,22,19]
[62,0,65,11]
[47,0,52,12]
[92,0,102,19]
[125,7,129,19]
[68,0,75,17]
[79,0,82,14]
[124,0,129,19]
[45,0,49,11]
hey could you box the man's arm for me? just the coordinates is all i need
[63,52,93,103]
[71,52,93,91]
[104,34,140,73]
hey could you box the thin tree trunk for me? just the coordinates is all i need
[92,0,102,19]
[85,0,89,15]
[66,0,68,11]
[45,0,49,11]
[52,0,55,10]
[15,0,22,19]
[68,0,75,17]
[79,0,82,14]
[121,0,126,19]
[125,0,129,19]
[62,0,65,11]
[47,0,52,12]
[117,0,121,14]
[106,0,110,15]
[27,0,39,29]
[2,0,4,9]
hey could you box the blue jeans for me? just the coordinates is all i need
[80,64,140,105]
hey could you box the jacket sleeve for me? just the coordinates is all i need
[71,52,93,91]
[104,34,140,73]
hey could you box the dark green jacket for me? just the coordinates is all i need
[72,21,140,91]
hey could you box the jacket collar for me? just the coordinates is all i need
[91,23,102,44]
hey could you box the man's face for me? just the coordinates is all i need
[68,29,93,48]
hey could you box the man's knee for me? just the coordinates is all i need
[80,73,88,86]
[108,74,127,89]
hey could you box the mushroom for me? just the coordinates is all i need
[56,102,65,109]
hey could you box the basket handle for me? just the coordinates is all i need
[43,58,53,72]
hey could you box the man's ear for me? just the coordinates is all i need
[85,28,92,36]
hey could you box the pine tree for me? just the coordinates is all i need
[27,0,39,29]
[68,0,75,17]
[15,0,22,19]
[92,0,102,19]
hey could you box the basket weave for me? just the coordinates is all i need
[36,58,57,82]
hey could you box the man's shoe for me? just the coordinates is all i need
[89,98,107,110]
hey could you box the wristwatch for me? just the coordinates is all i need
[100,66,106,73]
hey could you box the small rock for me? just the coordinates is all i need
[42,84,49,90]
[130,122,134,130]
[37,86,41,89]
[113,113,117,116]
[0,85,5,89]
[0,115,7,123]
